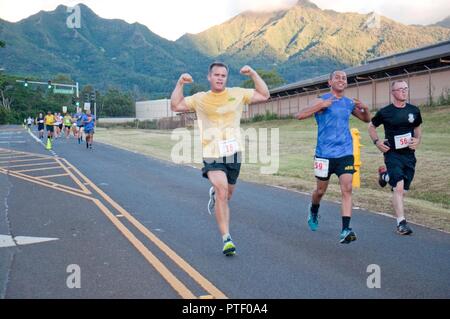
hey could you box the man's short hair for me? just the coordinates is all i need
[391,80,407,89]
[209,62,229,74]
[329,70,346,80]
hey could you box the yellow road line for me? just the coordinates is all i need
[0,157,53,164]
[91,198,197,299]
[0,151,90,194]
[54,157,91,195]
[5,162,57,169]
[14,166,61,173]
[64,158,228,299]
[0,169,92,200]
[0,148,226,299]
[0,148,52,159]
[37,173,71,179]
[1,164,202,299]
[0,154,36,160]
[1,168,91,195]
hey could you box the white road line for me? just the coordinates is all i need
[0,141,26,144]
[0,234,59,248]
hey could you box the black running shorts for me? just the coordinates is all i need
[202,152,242,185]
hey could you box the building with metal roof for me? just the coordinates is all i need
[269,40,450,97]
[245,40,450,119]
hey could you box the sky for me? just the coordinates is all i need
[1,0,449,41]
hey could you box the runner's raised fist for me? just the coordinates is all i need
[240,66,255,77]
[178,73,193,85]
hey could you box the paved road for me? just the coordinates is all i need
[1,125,449,299]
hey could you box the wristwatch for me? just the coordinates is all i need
[373,139,379,145]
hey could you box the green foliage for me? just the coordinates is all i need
[99,88,135,117]
[241,69,286,89]
[241,111,293,124]
[0,4,211,100]
[0,108,15,124]
[0,40,5,48]
[136,120,158,129]
[189,83,208,95]
[437,89,450,106]
[1,3,449,104]
[179,2,450,85]
[0,72,135,123]
[0,73,74,123]
[97,119,158,130]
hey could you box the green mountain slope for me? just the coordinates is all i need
[177,0,450,82]
[0,4,211,99]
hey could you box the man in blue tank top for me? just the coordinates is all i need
[297,71,371,244]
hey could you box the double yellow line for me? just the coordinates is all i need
[0,148,227,299]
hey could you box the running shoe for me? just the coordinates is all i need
[378,166,388,188]
[307,204,319,231]
[397,220,413,235]
[340,228,357,244]
[222,239,236,256]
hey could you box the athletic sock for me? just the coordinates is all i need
[311,203,320,216]
[222,234,232,243]
[397,217,406,226]
[342,217,351,231]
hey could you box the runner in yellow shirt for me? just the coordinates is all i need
[63,112,73,139]
[170,62,270,256]
[44,111,56,141]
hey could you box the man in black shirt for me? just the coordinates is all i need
[368,80,423,235]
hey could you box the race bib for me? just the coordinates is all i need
[314,158,329,178]
[394,133,412,150]
[219,139,239,157]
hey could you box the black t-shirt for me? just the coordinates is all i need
[371,103,422,153]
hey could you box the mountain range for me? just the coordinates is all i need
[1,1,449,99]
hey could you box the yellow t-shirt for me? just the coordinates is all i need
[185,87,254,158]
[44,114,55,126]
[64,115,73,126]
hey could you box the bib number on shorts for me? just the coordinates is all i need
[314,158,329,178]
[394,133,412,150]
[219,139,239,157]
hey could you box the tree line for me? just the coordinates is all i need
[0,73,135,124]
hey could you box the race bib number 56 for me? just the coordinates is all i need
[314,158,329,178]
[394,133,412,150]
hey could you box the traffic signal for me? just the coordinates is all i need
[90,91,96,102]
[84,93,89,102]
[72,96,80,107]
[47,80,52,89]
[24,79,29,87]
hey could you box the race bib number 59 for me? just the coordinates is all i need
[314,158,329,178]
